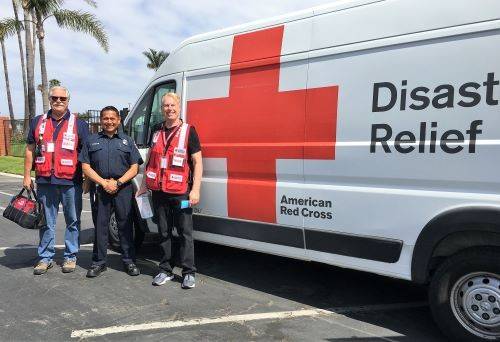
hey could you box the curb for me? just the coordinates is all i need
[0,172,25,179]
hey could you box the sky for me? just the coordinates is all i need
[0,0,338,118]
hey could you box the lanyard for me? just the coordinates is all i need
[38,113,74,137]
[162,123,183,155]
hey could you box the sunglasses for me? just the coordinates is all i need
[50,96,68,102]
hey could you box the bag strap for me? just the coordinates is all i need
[28,188,39,202]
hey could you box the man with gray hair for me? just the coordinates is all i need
[24,86,90,275]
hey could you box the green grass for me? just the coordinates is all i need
[9,143,25,157]
[0,156,27,175]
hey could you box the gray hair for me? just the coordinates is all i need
[48,86,71,100]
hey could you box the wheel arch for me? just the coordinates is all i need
[412,206,500,284]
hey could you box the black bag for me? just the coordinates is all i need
[3,188,45,229]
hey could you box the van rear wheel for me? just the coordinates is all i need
[429,248,500,341]
[108,210,145,252]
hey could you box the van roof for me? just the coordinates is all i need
[153,0,379,78]
[176,0,373,49]
[153,0,500,79]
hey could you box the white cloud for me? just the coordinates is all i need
[0,0,336,118]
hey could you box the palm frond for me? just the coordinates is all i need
[143,48,169,70]
[0,18,24,39]
[53,9,109,52]
[26,0,63,17]
[82,0,97,8]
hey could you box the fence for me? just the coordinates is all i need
[0,109,106,157]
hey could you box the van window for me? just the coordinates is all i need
[129,90,153,146]
[148,83,176,131]
[128,81,176,147]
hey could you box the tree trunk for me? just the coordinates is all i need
[1,39,15,123]
[12,0,28,122]
[23,4,36,133]
[35,10,49,113]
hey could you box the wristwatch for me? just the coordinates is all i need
[116,180,123,187]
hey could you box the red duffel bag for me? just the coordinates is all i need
[2,188,45,229]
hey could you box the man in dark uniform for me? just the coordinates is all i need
[136,92,203,289]
[79,106,143,277]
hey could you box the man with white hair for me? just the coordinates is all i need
[23,86,90,275]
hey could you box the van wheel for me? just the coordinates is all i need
[429,248,500,341]
[108,210,145,252]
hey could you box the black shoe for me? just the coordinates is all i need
[86,264,106,278]
[125,263,140,276]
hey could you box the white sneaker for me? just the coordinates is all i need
[182,274,195,289]
[152,272,174,286]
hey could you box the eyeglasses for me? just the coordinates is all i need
[50,96,68,102]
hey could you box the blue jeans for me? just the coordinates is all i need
[37,183,83,263]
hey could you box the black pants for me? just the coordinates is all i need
[89,183,98,227]
[152,191,196,275]
[92,183,135,266]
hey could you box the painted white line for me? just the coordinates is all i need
[0,190,91,202]
[71,301,428,339]
[0,204,92,214]
[71,309,332,339]
[0,244,93,252]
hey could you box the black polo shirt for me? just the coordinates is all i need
[79,131,143,179]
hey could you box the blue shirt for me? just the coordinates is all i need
[79,131,143,179]
[27,110,90,185]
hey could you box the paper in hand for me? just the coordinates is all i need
[135,194,153,219]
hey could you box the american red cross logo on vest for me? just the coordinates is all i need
[188,25,338,223]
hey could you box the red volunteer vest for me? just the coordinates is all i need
[33,113,79,179]
[145,123,191,194]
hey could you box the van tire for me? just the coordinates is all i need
[429,247,500,341]
[108,210,145,252]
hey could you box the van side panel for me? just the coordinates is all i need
[302,9,500,278]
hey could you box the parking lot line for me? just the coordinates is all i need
[71,309,333,339]
[0,244,93,252]
[71,301,428,339]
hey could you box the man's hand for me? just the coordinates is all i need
[23,175,33,190]
[189,189,200,206]
[105,179,118,194]
[101,179,117,194]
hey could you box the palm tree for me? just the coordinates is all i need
[23,2,36,125]
[38,78,60,93]
[12,0,29,121]
[0,20,16,123]
[49,78,60,87]
[2,3,36,129]
[22,0,109,113]
[143,49,169,71]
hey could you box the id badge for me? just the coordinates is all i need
[46,142,55,153]
[62,133,75,150]
[60,159,74,166]
[160,157,168,169]
[172,156,184,167]
[35,156,45,164]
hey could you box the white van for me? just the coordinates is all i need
[120,0,500,340]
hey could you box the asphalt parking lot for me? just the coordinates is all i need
[0,173,448,341]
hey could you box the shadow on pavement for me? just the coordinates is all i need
[136,239,448,341]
